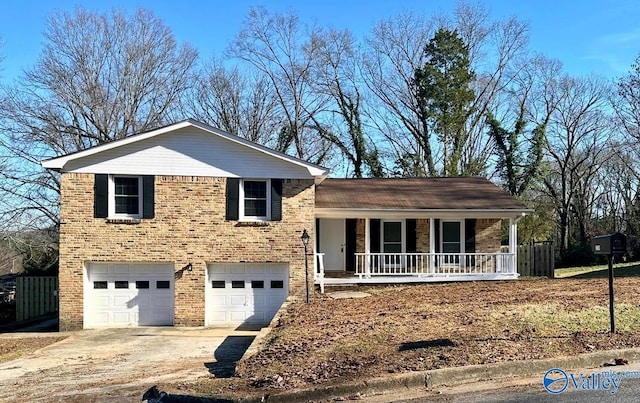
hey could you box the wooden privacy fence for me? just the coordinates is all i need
[16,276,58,323]
[517,242,555,278]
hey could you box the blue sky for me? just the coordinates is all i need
[0,0,639,83]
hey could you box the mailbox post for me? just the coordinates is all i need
[591,233,627,334]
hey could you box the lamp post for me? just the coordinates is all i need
[301,229,310,303]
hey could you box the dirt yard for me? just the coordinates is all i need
[193,276,640,398]
[0,327,257,402]
[2,276,640,401]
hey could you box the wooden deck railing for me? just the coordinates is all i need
[354,252,516,278]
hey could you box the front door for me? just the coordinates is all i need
[318,218,345,271]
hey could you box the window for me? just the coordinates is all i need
[136,281,150,289]
[270,280,284,289]
[383,221,403,253]
[114,281,129,289]
[382,220,404,266]
[94,174,154,219]
[251,280,264,289]
[441,221,462,253]
[241,179,270,220]
[232,281,245,288]
[156,281,170,289]
[93,281,107,289]
[225,178,282,221]
[110,176,142,218]
[211,281,226,288]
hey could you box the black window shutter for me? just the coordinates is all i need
[370,219,381,253]
[465,219,476,253]
[94,174,108,218]
[434,219,441,253]
[406,219,417,253]
[142,176,155,219]
[226,178,240,220]
[271,179,283,221]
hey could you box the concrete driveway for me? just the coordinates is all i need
[0,326,258,402]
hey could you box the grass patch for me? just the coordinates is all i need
[555,262,640,278]
[507,303,640,334]
[0,336,67,364]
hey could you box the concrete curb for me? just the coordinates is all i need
[235,347,640,402]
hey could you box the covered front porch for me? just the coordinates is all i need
[312,177,530,292]
[313,215,521,293]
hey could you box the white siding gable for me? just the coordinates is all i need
[62,127,315,179]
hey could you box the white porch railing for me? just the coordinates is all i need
[354,253,516,278]
[314,253,326,293]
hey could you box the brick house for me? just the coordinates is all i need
[42,120,529,330]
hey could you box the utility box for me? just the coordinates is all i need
[591,233,627,256]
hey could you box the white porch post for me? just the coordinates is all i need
[509,218,518,274]
[429,218,436,274]
[365,218,371,278]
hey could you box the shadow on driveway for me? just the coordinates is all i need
[204,335,255,378]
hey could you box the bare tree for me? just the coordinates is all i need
[361,10,437,176]
[227,6,330,163]
[596,145,640,257]
[185,57,281,147]
[542,75,612,257]
[0,7,198,231]
[362,1,529,176]
[613,54,640,140]
[487,54,563,196]
[308,28,383,178]
[455,2,530,175]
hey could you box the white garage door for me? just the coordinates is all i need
[206,263,288,326]
[85,263,174,328]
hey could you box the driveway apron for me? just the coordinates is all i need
[0,326,258,401]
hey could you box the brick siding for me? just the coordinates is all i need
[59,173,314,330]
[475,219,502,253]
[350,218,499,254]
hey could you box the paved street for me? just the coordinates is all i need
[360,361,640,403]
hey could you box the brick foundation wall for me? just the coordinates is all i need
[59,173,315,330]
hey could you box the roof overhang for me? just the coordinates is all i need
[314,208,532,219]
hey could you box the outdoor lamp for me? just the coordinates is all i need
[301,229,310,246]
[301,229,310,303]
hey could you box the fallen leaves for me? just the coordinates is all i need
[212,277,640,395]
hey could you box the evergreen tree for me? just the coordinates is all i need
[413,28,475,176]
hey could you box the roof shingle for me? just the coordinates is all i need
[315,177,529,211]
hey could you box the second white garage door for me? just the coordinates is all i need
[206,263,288,326]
